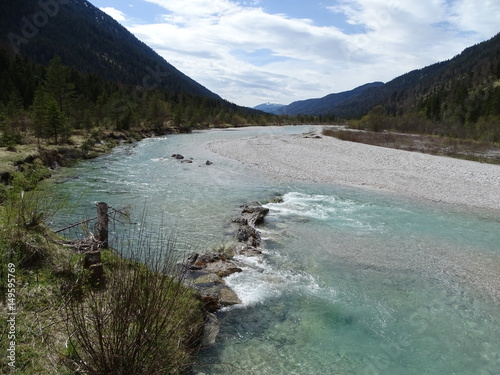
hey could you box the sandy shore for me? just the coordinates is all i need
[208,130,500,210]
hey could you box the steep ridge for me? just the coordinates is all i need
[256,32,500,120]
[0,0,220,99]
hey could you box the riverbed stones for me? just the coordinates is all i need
[181,200,276,346]
[182,252,243,312]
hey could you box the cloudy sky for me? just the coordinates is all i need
[91,0,499,107]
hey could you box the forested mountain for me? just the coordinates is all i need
[261,32,500,137]
[0,0,219,99]
[0,0,281,147]
[257,82,384,116]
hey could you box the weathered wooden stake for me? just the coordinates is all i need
[84,250,104,287]
[96,202,109,248]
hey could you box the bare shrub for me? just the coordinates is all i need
[65,230,204,375]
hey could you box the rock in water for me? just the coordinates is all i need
[241,204,270,225]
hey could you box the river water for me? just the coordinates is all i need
[50,126,500,375]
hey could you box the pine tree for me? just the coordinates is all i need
[31,87,51,142]
[44,56,75,114]
[43,96,65,144]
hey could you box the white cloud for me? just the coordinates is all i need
[449,0,500,36]
[100,7,127,22]
[125,0,499,107]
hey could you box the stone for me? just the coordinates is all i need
[200,293,221,313]
[231,217,248,225]
[237,245,263,257]
[197,283,242,311]
[237,224,261,247]
[193,273,224,285]
[203,260,242,277]
[186,252,199,265]
[267,196,284,204]
[242,205,270,225]
[219,286,242,306]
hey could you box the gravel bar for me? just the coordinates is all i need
[208,130,500,210]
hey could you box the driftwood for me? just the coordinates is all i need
[54,217,97,234]
[59,235,103,253]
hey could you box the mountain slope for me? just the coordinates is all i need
[286,82,385,116]
[267,32,499,120]
[0,0,220,99]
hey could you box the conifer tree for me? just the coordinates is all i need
[44,96,65,144]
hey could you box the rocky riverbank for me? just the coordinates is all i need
[180,201,273,345]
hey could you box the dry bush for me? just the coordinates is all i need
[65,232,204,375]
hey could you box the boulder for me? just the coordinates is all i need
[236,244,263,257]
[196,284,242,312]
[192,273,224,285]
[188,252,242,277]
[237,224,261,247]
[204,260,242,278]
[181,251,243,312]
[231,217,248,225]
[241,204,270,225]
[219,287,242,306]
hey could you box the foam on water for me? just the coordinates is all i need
[224,251,326,308]
[265,191,389,233]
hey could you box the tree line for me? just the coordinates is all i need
[0,49,282,147]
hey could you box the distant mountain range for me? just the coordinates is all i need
[255,82,384,116]
[255,32,500,119]
[0,0,220,100]
[253,102,286,113]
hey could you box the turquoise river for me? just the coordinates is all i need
[50,126,500,375]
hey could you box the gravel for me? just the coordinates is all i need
[208,131,500,210]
